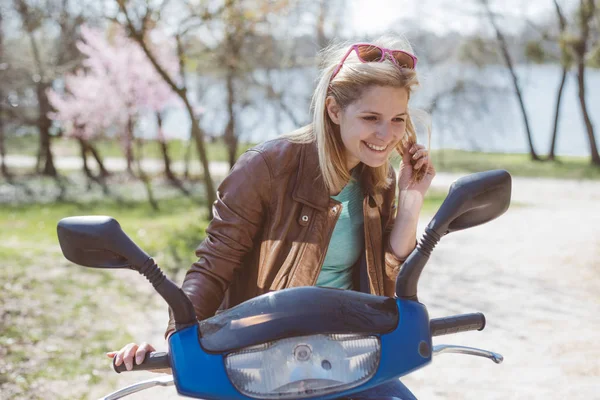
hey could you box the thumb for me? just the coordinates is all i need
[106,351,117,358]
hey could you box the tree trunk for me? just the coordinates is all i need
[183,139,192,180]
[135,134,159,211]
[0,13,7,178]
[87,142,110,177]
[125,118,135,176]
[573,0,600,166]
[156,113,176,181]
[548,0,569,162]
[0,106,8,177]
[548,68,568,161]
[576,60,600,165]
[78,137,93,178]
[481,0,540,161]
[225,67,237,169]
[36,81,57,176]
[185,99,217,214]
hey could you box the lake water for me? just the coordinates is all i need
[151,64,600,157]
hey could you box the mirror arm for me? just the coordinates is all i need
[139,258,197,331]
[395,228,442,300]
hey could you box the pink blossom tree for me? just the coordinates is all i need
[48,24,182,182]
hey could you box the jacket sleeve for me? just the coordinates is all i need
[381,167,416,297]
[165,149,271,337]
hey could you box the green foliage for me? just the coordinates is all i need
[558,34,577,67]
[588,45,600,68]
[525,41,547,63]
[458,37,500,67]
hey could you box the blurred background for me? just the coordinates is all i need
[0,0,599,399]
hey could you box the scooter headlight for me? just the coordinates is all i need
[224,333,380,399]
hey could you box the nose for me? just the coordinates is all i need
[375,122,395,142]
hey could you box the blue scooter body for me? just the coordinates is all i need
[169,299,431,399]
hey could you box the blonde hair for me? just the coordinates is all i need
[283,33,430,194]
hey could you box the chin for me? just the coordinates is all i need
[360,158,388,168]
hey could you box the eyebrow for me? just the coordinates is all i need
[360,110,408,117]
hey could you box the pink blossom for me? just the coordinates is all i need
[48,25,182,142]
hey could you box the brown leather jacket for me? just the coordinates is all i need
[166,137,407,336]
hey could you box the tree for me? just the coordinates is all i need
[480,0,541,161]
[115,0,217,218]
[7,0,101,179]
[567,0,600,165]
[13,0,58,175]
[522,0,572,161]
[0,10,8,177]
[48,25,182,205]
[548,0,572,161]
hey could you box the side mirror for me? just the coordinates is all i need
[428,169,511,235]
[57,216,197,330]
[57,216,151,270]
[395,170,512,300]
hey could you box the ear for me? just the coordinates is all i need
[325,96,342,125]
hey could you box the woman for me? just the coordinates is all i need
[109,34,435,398]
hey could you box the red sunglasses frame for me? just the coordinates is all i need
[330,43,418,82]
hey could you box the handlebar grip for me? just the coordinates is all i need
[430,313,486,337]
[113,351,170,374]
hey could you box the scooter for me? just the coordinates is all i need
[57,169,511,400]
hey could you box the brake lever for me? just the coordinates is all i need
[433,344,503,364]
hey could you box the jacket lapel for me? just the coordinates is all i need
[292,141,330,212]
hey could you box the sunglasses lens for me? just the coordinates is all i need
[356,45,384,62]
[391,51,415,69]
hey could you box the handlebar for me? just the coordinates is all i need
[430,312,486,337]
[113,351,171,374]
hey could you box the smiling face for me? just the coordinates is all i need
[326,85,409,170]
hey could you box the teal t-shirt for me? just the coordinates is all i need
[315,178,364,290]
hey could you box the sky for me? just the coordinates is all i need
[349,0,579,36]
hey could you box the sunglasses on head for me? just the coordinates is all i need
[330,43,418,82]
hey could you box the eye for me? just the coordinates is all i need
[362,116,377,121]
[393,117,406,123]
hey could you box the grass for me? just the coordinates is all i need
[0,182,211,399]
[6,134,254,163]
[430,149,600,180]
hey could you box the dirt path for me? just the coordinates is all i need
[87,173,600,400]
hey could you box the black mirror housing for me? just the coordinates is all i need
[57,216,151,270]
[429,169,512,236]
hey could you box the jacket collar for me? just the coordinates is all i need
[292,141,330,211]
[292,141,384,211]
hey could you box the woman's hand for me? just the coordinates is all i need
[398,142,436,196]
[106,342,172,374]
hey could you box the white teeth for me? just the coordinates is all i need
[365,142,387,152]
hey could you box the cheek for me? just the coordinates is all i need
[340,123,365,144]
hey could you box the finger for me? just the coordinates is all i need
[414,156,428,170]
[401,142,413,164]
[412,149,428,160]
[114,351,123,366]
[106,351,117,358]
[426,161,437,176]
[123,343,139,371]
[135,342,156,365]
[115,343,135,367]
